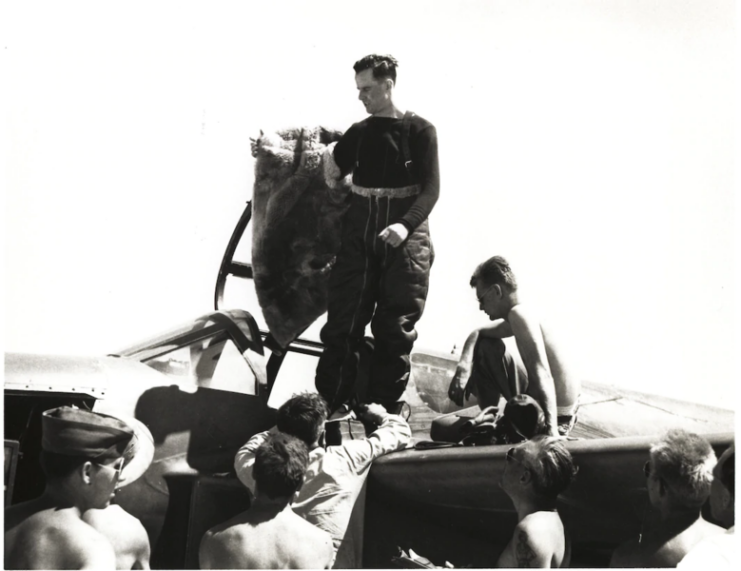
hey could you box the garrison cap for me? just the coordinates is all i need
[42,406,134,461]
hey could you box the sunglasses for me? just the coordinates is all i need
[506,447,516,462]
[506,447,526,465]
[477,284,497,304]
[96,458,125,477]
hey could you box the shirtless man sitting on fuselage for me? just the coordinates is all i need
[200,432,334,570]
[449,255,581,437]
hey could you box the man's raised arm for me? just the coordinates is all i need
[234,428,275,493]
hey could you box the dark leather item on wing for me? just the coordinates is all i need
[429,396,548,446]
[461,405,499,432]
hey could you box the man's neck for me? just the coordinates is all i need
[41,485,85,515]
[657,506,702,528]
[502,294,520,321]
[372,104,404,118]
[512,494,558,522]
[251,495,293,513]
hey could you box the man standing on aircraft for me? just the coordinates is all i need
[609,429,725,567]
[4,406,134,570]
[201,433,334,569]
[316,54,440,416]
[234,392,411,568]
[497,435,578,568]
[448,256,581,437]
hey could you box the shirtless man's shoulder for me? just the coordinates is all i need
[498,512,565,568]
[610,519,725,569]
[6,508,115,569]
[609,537,642,567]
[83,505,150,569]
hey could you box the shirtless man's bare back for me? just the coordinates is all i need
[5,504,116,570]
[200,432,334,569]
[200,502,333,569]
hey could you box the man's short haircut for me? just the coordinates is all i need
[39,450,92,482]
[719,447,734,497]
[253,433,309,500]
[276,392,329,446]
[353,54,398,84]
[527,435,578,499]
[470,256,518,293]
[650,429,716,508]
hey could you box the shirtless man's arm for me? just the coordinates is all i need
[448,320,513,406]
[498,524,554,568]
[508,305,559,437]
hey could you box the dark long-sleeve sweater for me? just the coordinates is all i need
[333,114,440,232]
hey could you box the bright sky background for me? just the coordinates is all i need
[3,0,737,409]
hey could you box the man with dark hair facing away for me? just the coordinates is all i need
[678,443,735,568]
[200,433,333,569]
[235,392,411,568]
[610,429,725,567]
[448,255,581,437]
[497,435,578,568]
[316,53,440,417]
[4,406,134,570]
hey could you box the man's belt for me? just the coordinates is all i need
[350,184,420,198]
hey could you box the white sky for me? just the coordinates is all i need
[3,0,738,409]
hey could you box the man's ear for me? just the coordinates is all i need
[520,468,533,485]
[81,461,94,486]
[721,487,733,510]
[295,474,306,494]
[658,477,668,497]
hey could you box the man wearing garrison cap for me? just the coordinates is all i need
[4,406,137,570]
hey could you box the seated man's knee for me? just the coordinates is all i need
[475,336,506,358]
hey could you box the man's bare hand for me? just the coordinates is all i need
[448,366,473,406]
[378,223,409,247]
[357,403,388,424]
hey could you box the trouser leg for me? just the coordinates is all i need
[316,200,379,414]
[367,220,433,408]
[469,337,528,409]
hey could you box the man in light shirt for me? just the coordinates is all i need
[234,392,411,568]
